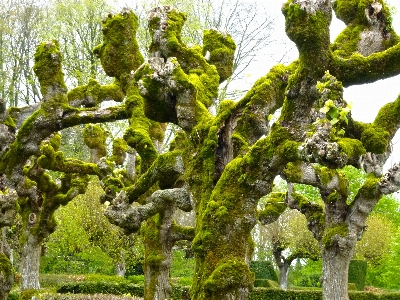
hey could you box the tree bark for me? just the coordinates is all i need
[20,232,41,290]
[0,253,13,300]
[143,211,173,300]
[278,261,290,290]
[321,247,351,300]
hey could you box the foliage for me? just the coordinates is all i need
[253,279,279,288]
[170,250,195,279]
[40,181,144,276]
[348,260,367,291]
[355,215,394,266]
[248,289,400,300]
[57,282,144,296]
[250,261,278,281]
[289,259,322,288]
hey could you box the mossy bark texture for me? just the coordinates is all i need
[3,2,400,300]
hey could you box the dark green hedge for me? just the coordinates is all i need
[6,291,19,300]
[57,283,190,300]
[250,261,278,281]
[248,288,400,300]
[349,260,367,291]
[254,279,279,288]
[12,286,400,300]
[56,283,144,297]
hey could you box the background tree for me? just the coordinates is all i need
[3,2,400,300]
[40,181,144,276]
[0,0,43,106]
[259,208,320,289]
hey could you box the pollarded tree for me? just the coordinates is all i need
[3,2,400,300]
[109,1,400,300]
[259,208,320,289]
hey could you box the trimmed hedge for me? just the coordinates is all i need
[248,288,400,300]
[254,279,279,288]
[6,291,19,300]
[11,287,400,300]
[349,260,367,291]
[250,261,278,281]
[56,283,144,297]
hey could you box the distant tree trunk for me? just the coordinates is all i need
[143,210,174,300]
[272,247,294,290]
[321,247,352,300]
[20,232,41,290]
[278,261,290,290]
[116,250,126,277]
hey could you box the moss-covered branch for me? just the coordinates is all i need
[258,192,287,225]
[105,187,192,234]
[125,151,184,203]
[0,191,17,227]
[286,183,324,241]
[170,223,195,243]
[68,79,125,107]
[331,44,400,86]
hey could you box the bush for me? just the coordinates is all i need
[40,274,131,289]
[254,279,279,288]
[56,282,144,297]
[349,260,367,291]
[349,283,357,291]
[170,250,195,278]
[126,275,144,284]
[250,261,278,281]
[6,291,19,300]
[248,288,400,300]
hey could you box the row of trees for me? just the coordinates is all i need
[2,1,400,300]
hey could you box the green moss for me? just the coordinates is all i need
[282,2,331,56]
[360,126,389,154]
[337,137,366,157]
[204,259,254,298]
[358,174,380,198]
[374,96,400,136]
[112,138,128,165]
[2,115,16,129]
[284,162,302,183]
[67,80,125,106]
[94,11,144,80]
[202,29,236,83]
[33,40,67,96]
[19,290,40,300]
[322,223,349,247]
[82,124,108,159]
[327,190,341,203]
[0,253,12,279]
[258,193,287,224]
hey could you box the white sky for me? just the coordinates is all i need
[236,0,400,170]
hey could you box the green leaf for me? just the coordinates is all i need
[330,118,339,125]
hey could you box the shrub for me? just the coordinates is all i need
[349,283,357,291]
[40,274,131,289]
[349,260,367,291]
[7,291,19,300]
[248,288,400,300]
[126,275,144,284]
[254,279,279,288]
[57,282,144,297]
[250,261,278,281]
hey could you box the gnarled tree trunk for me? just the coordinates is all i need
[278,261,290,290]
[321,247,352,300]
[20,232,41,290]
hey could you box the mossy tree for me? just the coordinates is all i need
[2,1,400,300]
[259,208,320,290]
